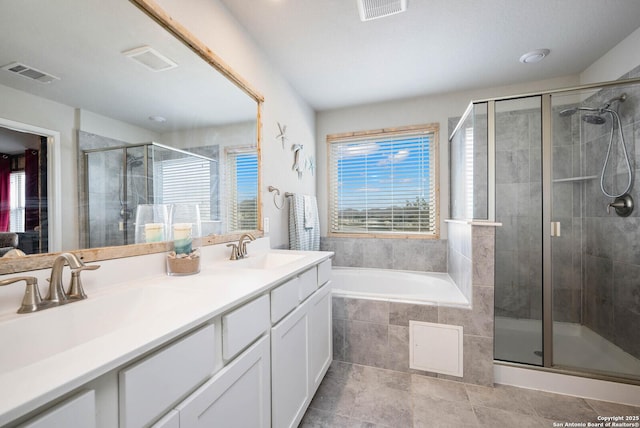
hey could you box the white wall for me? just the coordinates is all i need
[316,75,580,238]
[581,26,640,84]
[155,0,317,249]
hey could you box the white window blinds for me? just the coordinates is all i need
[226,149,258,231]
[154,157,212,219]
[9,171,25,233]
[328,126,438,236]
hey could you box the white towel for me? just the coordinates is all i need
[289,194,320,251]
[303,195,314,229]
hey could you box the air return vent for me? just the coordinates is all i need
[357,0,407,21]
[122,46,178,72]
[1,62,59,84]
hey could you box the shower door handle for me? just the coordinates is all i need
[550,222,561,237]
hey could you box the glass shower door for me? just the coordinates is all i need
[551,87,640,380]
[493,96,544,366]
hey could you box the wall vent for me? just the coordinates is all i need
[122,46,178,72]
[1,62,59,84]
[357,0,407,22]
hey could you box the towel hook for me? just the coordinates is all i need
[268,185,285,210]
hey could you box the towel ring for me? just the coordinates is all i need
[268,186,285,210]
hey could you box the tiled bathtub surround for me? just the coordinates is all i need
[320,237,447,272]
[331,223,496,387]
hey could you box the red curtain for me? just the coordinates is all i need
[25,149,39,231]
[0,154,9,232]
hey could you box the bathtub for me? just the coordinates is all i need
[330,267,470,307]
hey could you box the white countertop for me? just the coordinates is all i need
[0,240,332,425]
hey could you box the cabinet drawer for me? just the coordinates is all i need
[271,276,299,324]
[298,267,318,302]
[317,259,332,286]
[223,294,270,360]
[20,390,95,428]
[119,324,216,428]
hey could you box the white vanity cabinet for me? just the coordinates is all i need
[151,294,271,428]
[2,251,333,428]
[271,259,332,428]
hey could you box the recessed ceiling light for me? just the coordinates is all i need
[148,115,167,123]
[519,49,551,64]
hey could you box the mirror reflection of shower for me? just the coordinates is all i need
[559,93,633,199]
[83,142,218,248]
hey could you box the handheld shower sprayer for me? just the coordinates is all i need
[558,93,633,201]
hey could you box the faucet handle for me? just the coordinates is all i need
[226,243,240,260]
[0,276,50,314]
[67,263,100,300]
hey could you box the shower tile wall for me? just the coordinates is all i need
[320,237,447,272]
[494,106,546,321]
[574,70,640,360]
[78,131,136,248]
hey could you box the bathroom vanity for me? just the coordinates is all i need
[0,240,332,428]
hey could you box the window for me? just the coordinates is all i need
[154,157,213,220]
[225,147,258,231]
[9,171,25,233]
[328,124,439,238]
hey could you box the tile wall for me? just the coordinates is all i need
[577,66,640,359]
[320,237,447,272]
[330,223,496,386]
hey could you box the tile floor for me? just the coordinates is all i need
[300,361,640,428]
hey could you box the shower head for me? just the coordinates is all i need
[127,155,144,167]
[582,114,606,125]
[558,106,608,125]
[559,107,578,117]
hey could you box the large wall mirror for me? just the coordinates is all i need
[0,0,263,273]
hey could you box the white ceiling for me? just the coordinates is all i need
[219,0,640,111]
[0,0,256,133]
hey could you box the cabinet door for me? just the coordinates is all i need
[271,302,309,428]
[308,282,332,393]
[177,335,270,428]
[19,390,95,428]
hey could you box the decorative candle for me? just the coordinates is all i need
[173,223,193,255]
[144,223,164,243]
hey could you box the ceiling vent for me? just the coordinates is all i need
[122,46,178,72]
[1,62,59,84]
[357,0,407,21]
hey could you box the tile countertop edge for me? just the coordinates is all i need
[0,250,334,426]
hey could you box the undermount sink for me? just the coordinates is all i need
[224,252,306,270]
[0,286,198,374]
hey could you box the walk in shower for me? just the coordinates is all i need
[81,142,218,248]
[450,74,640,382]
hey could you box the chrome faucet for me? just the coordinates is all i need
[47,253,100,304]
[226,233,256,260]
